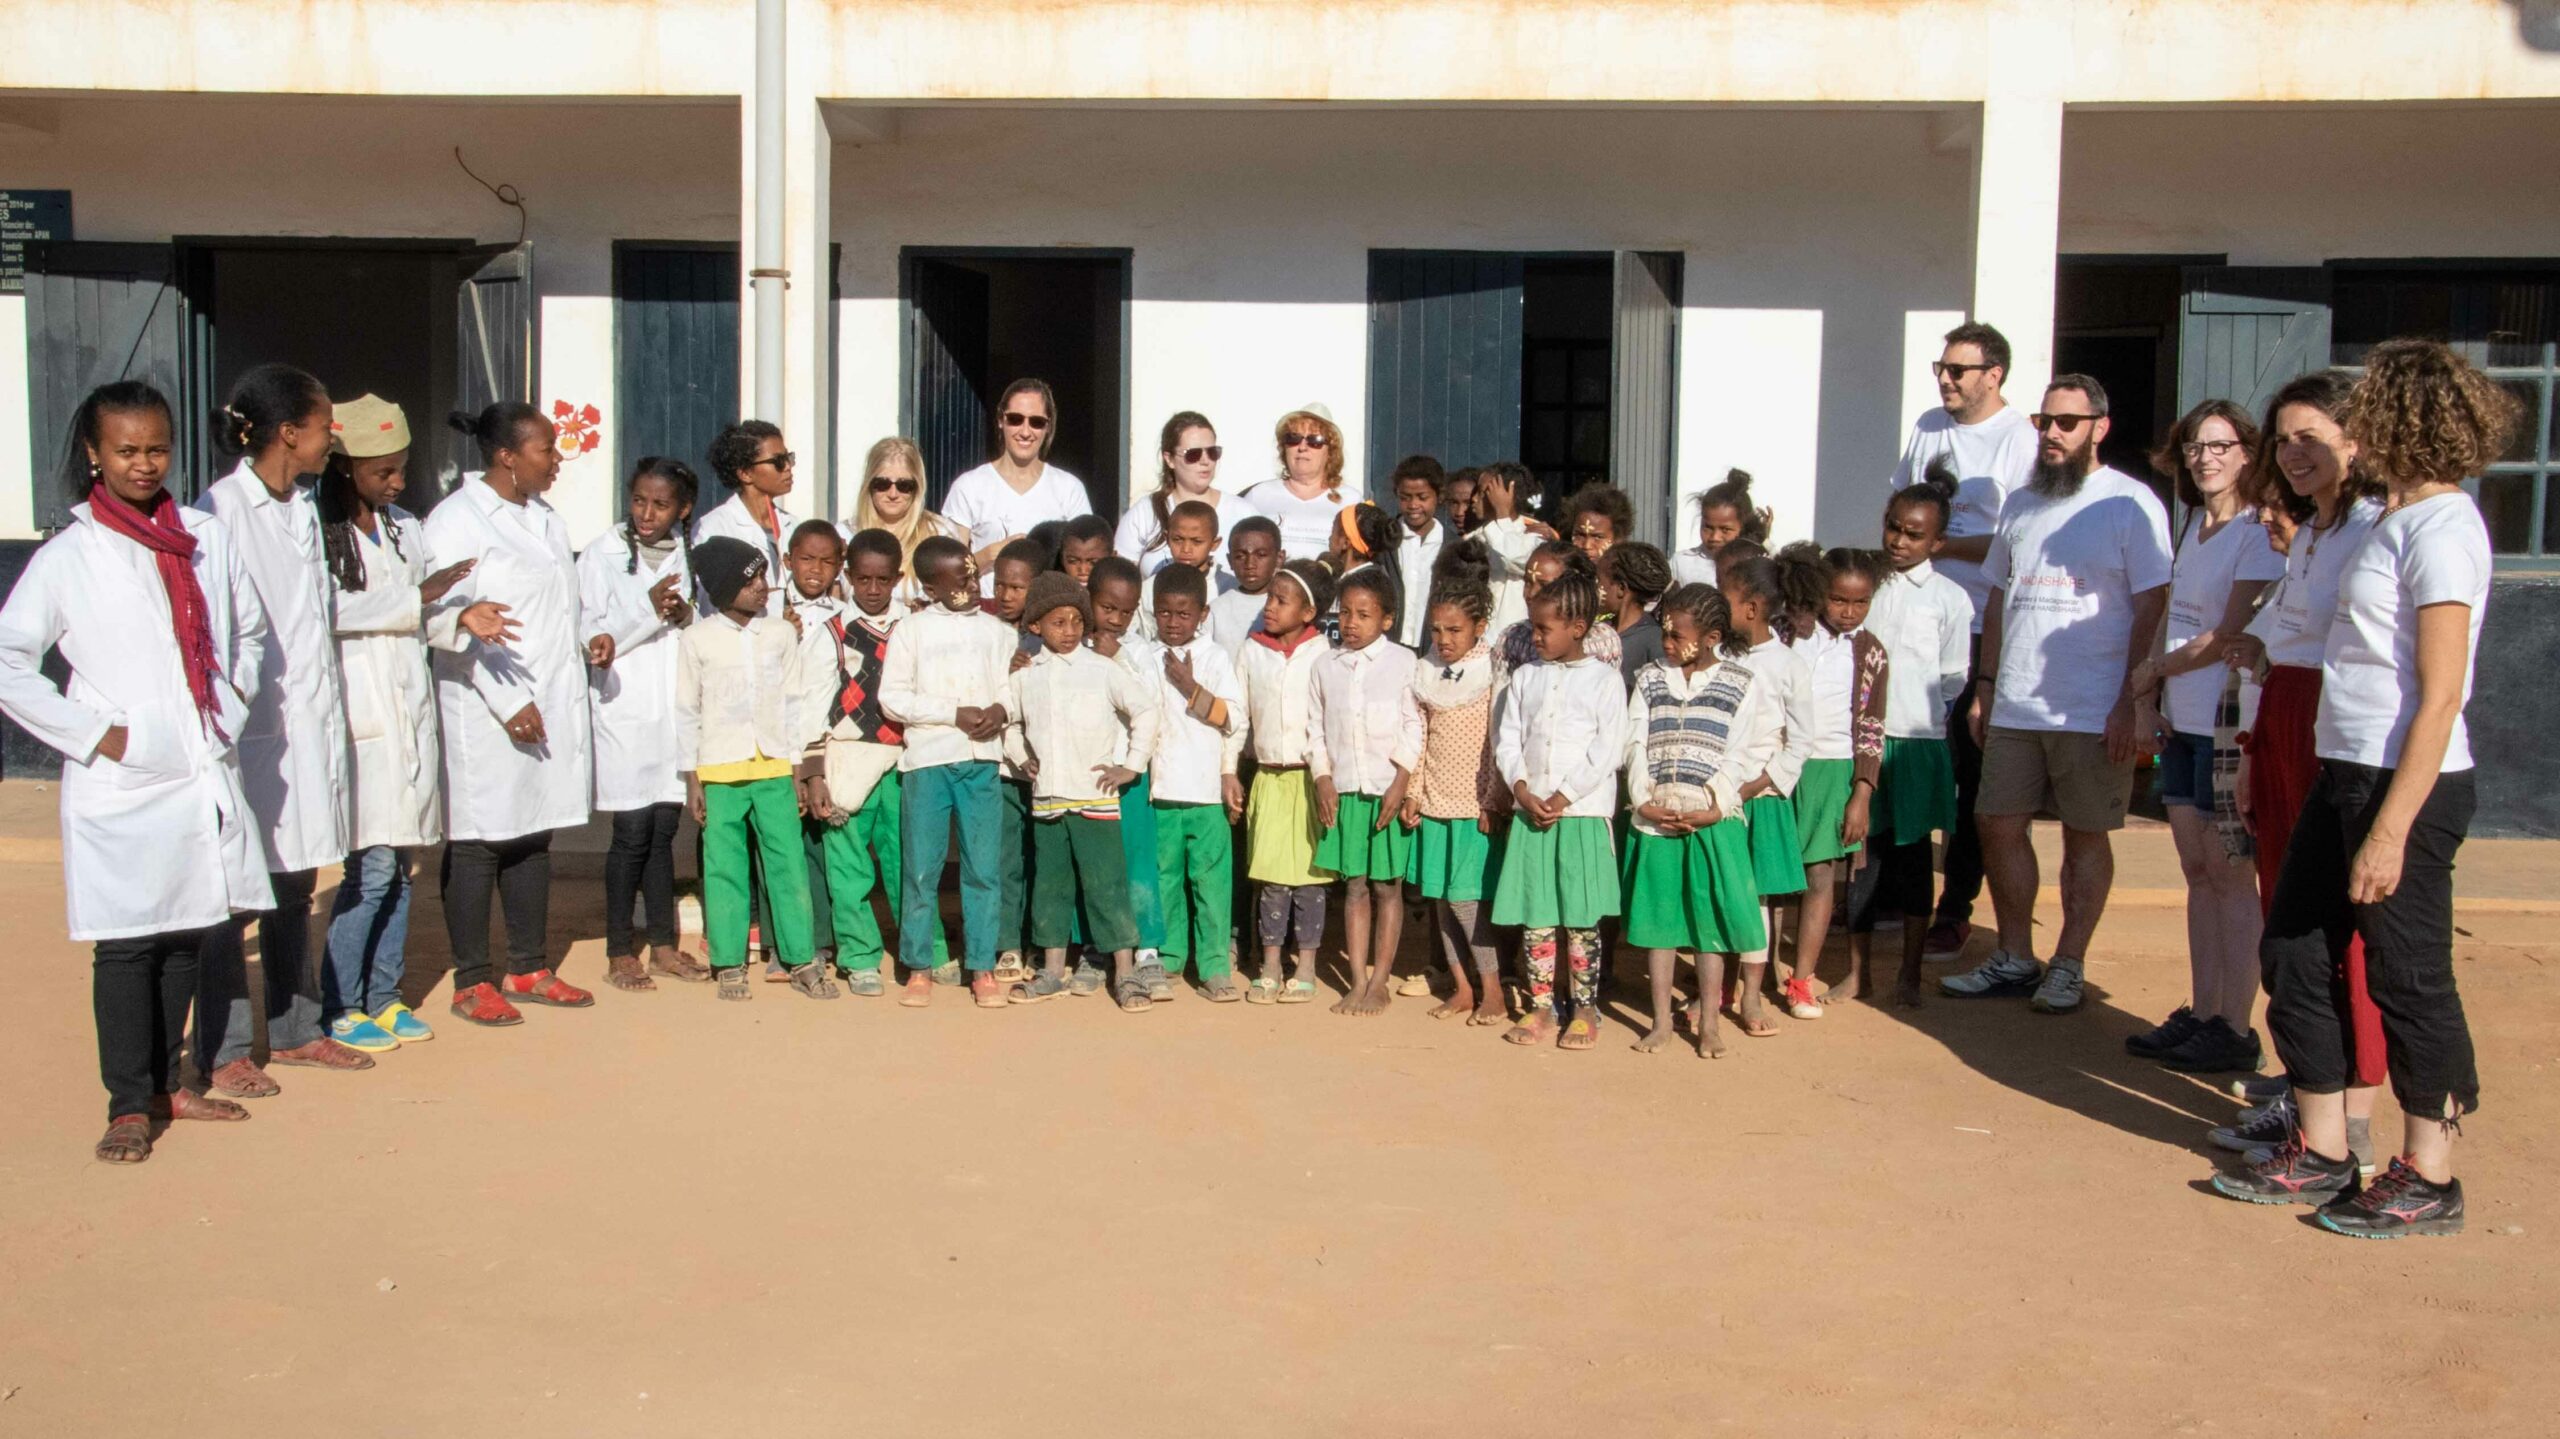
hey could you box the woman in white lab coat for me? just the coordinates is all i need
[0,383,270,1160]
[425,403,604,1025]
[193,363,375,1094]
[579,454,710,991]
[691,420,799,617]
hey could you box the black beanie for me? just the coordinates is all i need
[691,536,766,610]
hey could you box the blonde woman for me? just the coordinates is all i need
[848,436,965,608]
[1244,403,1357,561]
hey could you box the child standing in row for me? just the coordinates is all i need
[1212,516,1280,656]
[1492,571,1629,1051]
[1599,540,1672,682]
[1401,578,1508,1026]
[1718,554,1815,1037]
[986,536,1047,986]
[1309,568,1419,1015]
[1087,556,1171,997]
[824,527,951,1001]
[1235,560,1335,1003]
[1776,544,1888,1016]
[1144,563,1248,1000]
[1132,499,1232,643]
[1671,468,1772,588]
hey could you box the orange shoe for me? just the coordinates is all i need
[502,969,594,1008]
[449,982,524,1027]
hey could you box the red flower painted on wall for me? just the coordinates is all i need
[551,401,603,459]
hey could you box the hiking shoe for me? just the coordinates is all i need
[2029,958,2085,1014]
[2160,1016,2261,1073]
[375,1002,433,1042]
[2126,1005,2203,1058]
[2211,1092,2297,1153]
[1942,948,2041,999]
[1783,976,1823,1021]
[2316,1158,2465,1239]
[328,1013,401,1053]
[2211,1135,2358,1206]
[1921,919,1972,960]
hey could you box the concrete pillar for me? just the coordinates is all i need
[738,1,835,517]
[1966,94,2063,405]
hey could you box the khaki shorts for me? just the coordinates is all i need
[1977,726,2135,833]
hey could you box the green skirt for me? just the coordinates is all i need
[1621,821,1767,954]
[1246,768,1330,886]
[1313,789,1413,882]
[1407,814,1497,901]
[1794,757,1866,865]
[1872,735,1956,847]
[1490,814,1619,929]
[1744,793,1805,897]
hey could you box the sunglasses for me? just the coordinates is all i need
[1001,412,1051,432]
[753,451,797,471]
[1281,432,1331,450]
[869,475,919,495]
[2030,413,2097,435]
[1175,445,1224,464]
[1931,361,1996,380]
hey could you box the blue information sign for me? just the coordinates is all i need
[1,189,73,294]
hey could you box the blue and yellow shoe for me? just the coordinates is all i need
[374,1002,434,1043]
[328,1013,401,1053]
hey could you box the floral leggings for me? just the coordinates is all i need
[1521,926,1602,1019]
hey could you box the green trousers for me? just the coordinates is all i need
[704,776,814,970]
[999,778,1032,957]
[1068,774,1168,954]
[900,761,1001,973]
[1029,814,1137,952]
[819,770,949,972]
[1154,800,1234,977]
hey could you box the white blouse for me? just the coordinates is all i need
[1866,559,1973,739]
[1306,638,1423,796]
[1738,636,1815,797]
[1235,631,1331,767]
[1494,655,1630,818]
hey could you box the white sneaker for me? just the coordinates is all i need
[1939,948,2041,999]
[2029,957,2085,1014]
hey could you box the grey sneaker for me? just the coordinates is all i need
[2029,957,2085,1014]
[1940,948,2042,999]
[2213,1093,2297,1152]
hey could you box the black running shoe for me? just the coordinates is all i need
[2317,1159,2465,1239]
[2161,1017,2263,1074]
[2211,1135,2358,1206]
[2127,1005,2203,1058]
[2211,1093,2296,1153]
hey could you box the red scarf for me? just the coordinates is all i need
[1251,624,1320,658]
[88,488,230,742]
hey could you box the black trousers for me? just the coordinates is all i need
[95,927,219,1120]
[2262,761,2478,1118]
[1847,838,1936,935]
[605,804,683,955]
[440,831,555,989]
[1934,636,1985,925]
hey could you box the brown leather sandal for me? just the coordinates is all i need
[95,1116,152,1164]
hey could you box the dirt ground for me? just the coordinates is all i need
[0,779,2553,1437]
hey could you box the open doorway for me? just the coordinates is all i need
[1521,257,1614,515]
[2054,255,2221,497]
[902,249,1129,516]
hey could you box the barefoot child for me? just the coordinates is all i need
[1623,584,1777,1057]
[1491,570,1630,1051]
[1400,577,1509,1025]
[579,457,711,993]
[1086,556,1170,998]
[1235,560,1335,1003]
[1773,543,1888,1014]
[1145,563,1248,999]
[1211,516,1280,656]
[1310,567,1419,1014]
[1004,573,1160,1010]
[678,537,832,1002]
[1717,554,1816,1037]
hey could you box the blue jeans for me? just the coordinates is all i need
[325,845,413,1020]
[901,761,1001,971]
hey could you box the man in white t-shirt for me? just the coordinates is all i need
[1943,374,2172,1016]
[1888,322,2041,960]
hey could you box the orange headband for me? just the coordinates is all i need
[1341,502,1377,559]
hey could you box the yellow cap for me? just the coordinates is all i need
[330,394,411,458]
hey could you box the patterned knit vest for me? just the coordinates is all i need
[1635,659,1755,801]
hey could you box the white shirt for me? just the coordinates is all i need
[1797,623,1863,761]
[334,505,458,849]
[1243,478,1353,563]
[690,490,799,618]
[1890,405,2041,630]
[941,461,1092,593]
[578,535,691,812]
[1867,559,1972,738]
[879,603,1018,772]
[1474,516,1541,636]
[2246,499,2384,671]
[1143,636,1248,804]
[195,464,351,873]
[1622,659,1781,836]
[1131,564,1236,644]
[1307,638,1423,796]
[2163,509,2288,734]
[1210,585,1269,658]
[1738,636,1815,797]
[1113,491,1261,577]
[1669,544,1719,590]
[1983,466,2174,735]
[1005,645,1161,806]
[1235,631,1331,766]
[1392,520,1447,648]
[675,611,816,772]
[2316,492,2490,773]
[1494,654,1629,818]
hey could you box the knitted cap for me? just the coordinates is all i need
[691,536,767,610]
[1023,570,1092,629]
[330,394,411,458]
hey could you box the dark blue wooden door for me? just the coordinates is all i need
[1366,251,1525,489]
[906,257,992,510]
[614,243,738,494]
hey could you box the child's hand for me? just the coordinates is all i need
[95,725,129,763]
[1095,764,1136,794]
[784,605,803,637]
[1685,800,1722,829]
[1511,779,1539,818]
[684,774,705,825]
[1476,812,1494,835]
[1398,793,1421,829]
[1222,773,1246,822]
[1314,775,1339,829]
[1009,650,1031,674]
[1841,786,1872,848]
[585,634,616,669]
[800,773,832,822]
[1163,650,1197,700]
[1542,790,1570,827]
[1024,758,1041,781]
[1636,800,1686,834]
[1375,774,1408,830]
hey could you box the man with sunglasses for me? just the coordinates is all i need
[1943,374,2171,1017]
[1887,322,2040,962]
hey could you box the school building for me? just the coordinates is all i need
[2,0,2557,829]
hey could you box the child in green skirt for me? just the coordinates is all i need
[1235,561,1336,1003]
[1719,553,1818,1037]
[1772,543,1888,1018]
[1310,568,1419,1015]
[1623,583,1780,1057]
[1491,570,1630,1051]
[1400,574,1508,1026]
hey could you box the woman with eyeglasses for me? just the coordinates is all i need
[1114,411,1258,577]
[692,419,802,617]
[849,436,966,608]
[2120,399,2285,1077]
[941,378,1091,593]
[1244,405,1358,562]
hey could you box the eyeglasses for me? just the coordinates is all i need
[2029,413,2097,435]
[1931,361,1996,380]
[1001,412,1051,432]
[1176,445,1224,464]
[753,451,797,471]
[2179,439,2244,461]
[869,475,919,495]
[1281,432,1330,450]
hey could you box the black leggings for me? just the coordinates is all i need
[2261,761,2478,1118]
[605,804,683,955]
[93,926,219,1120]
[1935,636,1985,924]
[1847,839,1935,935]
[440,831,555,989]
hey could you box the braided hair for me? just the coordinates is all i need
[316,454,405,595]
[1770,541,1835,643]
[1658,581,1749,659]
[1534,568,1600,631]
[1601,540,1673,612]
[624,456,701,575]
[1427,573,1493,628]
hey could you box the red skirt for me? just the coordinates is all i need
[2247,666,2387,1088]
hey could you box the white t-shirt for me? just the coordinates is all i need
[2315,492,2491,773]
[939,461,1092,593]
[1890,405,2040,631]
[2162,509,2287,734]
[2244,499,2383,671]
[1984,465,2174,735]
[1112,490,1261,578]
[1393,519,1447,648]
[1243,478,1355,563]
[1669,544,1718,590]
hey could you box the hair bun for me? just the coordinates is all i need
[446,410,479,437]
[1917,455,1961,499]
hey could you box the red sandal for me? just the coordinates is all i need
[502,969,594,1008]
[449,982,524,1027]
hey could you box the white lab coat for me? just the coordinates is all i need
[332,504,455,850]
[691,491,799,618]
[195,463,351,874]
[423,476,594,842]
[577,532,690,811]
[0,502,276,940]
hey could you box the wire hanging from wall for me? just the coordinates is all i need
[453,146,529,246]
